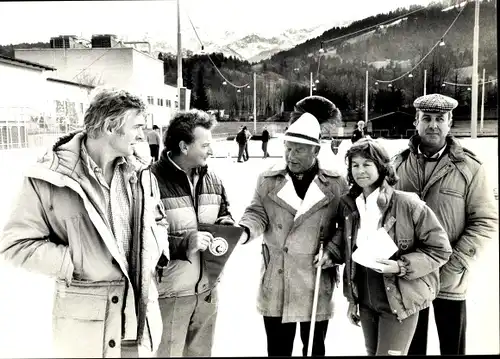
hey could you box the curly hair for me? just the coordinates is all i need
[84,87,146,139]
[345,138,399,196]
[164,109,216,154]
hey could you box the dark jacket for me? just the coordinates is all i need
[351,128,367,143]
[236,129,247,145]
[151,150,234,297]
[326,181,452,321]
[393,135,498,300]
[262,129,270,142]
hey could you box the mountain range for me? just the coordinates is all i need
[125,23,345,63]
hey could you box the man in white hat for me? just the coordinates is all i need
[237,96,349,356]
[393,93,497,355]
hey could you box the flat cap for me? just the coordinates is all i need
[413,93,458,113]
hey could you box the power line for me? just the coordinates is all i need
[372,2,467,84]
[322,5,428,46]
[185,11,251,89]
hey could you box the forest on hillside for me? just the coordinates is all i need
[2,1,497,121]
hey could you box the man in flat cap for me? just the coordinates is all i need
[237,96,349,356]
[392,93,497,355]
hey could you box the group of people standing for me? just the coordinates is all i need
[0,88,496,358]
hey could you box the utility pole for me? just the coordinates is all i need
[480,68,485,132]
[470,0,480,139]
[310,72,313,96]
[423,69,427,96]
[176,0,183,107]
[253,72,257,133]
[365,70,369,124]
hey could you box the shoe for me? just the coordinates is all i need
[237,160,243,163]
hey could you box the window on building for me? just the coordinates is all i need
[147,96,154,105]
[157,98,164,106]
[175,101,178,108]
[80,103,84,113]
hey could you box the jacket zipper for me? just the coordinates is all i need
[130,170,145,343]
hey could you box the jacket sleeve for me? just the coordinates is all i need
[238,174,269,244]
[0,177,74,283]
[449,163,498,270]
[399,202,452,280]
[214,182,235,225]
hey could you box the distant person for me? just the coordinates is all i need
[244,126,252,160]
[351,120,369,143]
[147,125,161,161]
[235,126,248,162]
[261,126,270,158]
[393,93,498,355]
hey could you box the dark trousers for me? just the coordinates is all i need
[408,298,467,355]
[149,144,159,162]
[263,316,329,357]
[359,305,419,355]
[237,143,247,162]
[262,141,269,158]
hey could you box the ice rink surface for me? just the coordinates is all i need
[0,136,497,357]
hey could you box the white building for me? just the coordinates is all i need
[15,34,188,129]
[0,55,93,149]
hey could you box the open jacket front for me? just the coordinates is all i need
[326,181,452,321]
[0,131,170,357]
[239,160,349,323]
[151,150,234,298]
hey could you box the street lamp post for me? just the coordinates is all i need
[176,0,183,108]
[471,0,480,138]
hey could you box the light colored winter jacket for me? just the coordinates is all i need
[0,131,170,357]
[239,160,349,323]
[327,180,452,321]
[393,135,498,300]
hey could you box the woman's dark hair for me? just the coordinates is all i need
[345,138,399,196]
[164,109,216,154]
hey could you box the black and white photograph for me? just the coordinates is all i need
[0,0,498,357]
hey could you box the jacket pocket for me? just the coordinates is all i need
[53,290,107,358]
[439,256,468,296]
[262,243,270,269]
[64,215,84,280]
[439,188,464,198]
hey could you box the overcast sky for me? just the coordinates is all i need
[0,0,437,45]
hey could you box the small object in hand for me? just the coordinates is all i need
[209,237,229,256]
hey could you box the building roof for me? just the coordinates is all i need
[0,54,56,71]
[46,77,95,89]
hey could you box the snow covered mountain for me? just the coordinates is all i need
[131,23,341,63]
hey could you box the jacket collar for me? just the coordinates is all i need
[39,130,149,182]
[344,179,394,215]
[408,135,466,162]
[156,149,208,178]
[263,159,343,184]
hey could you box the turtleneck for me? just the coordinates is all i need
[286,160,319,200]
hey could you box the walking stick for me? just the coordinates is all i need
[307,242,324,357]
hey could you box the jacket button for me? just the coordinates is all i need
[393,309,397,313]
[109,340,116,348]
[386,287,391,291]
[277,224,283,229]
[283,247,288,253]
[111,258,118,266]
[469,248,475,255]
[111,296,119,304]
[278,269,283,274]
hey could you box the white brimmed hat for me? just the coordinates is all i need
[283,112,321,146]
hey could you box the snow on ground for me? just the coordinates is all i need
[0,137,498,357]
